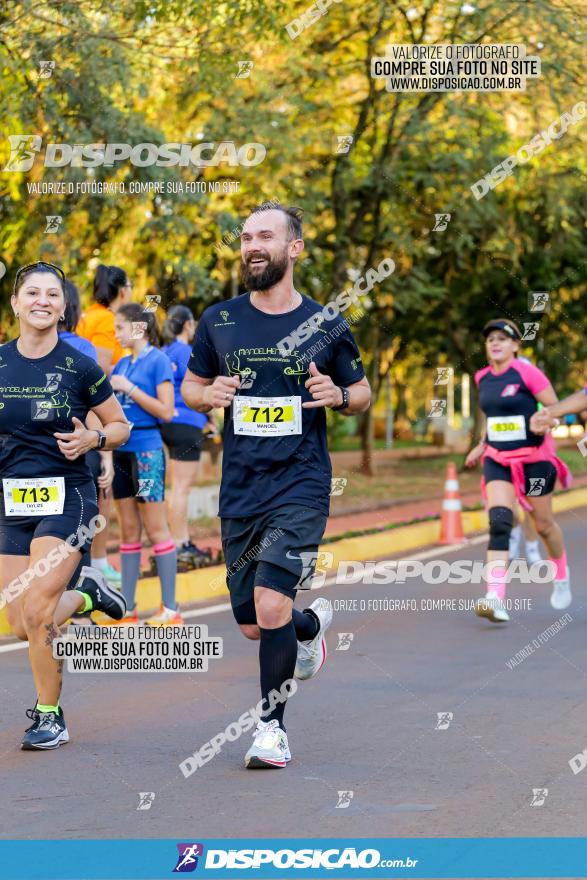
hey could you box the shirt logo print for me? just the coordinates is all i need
[225,353,256,389]
[501,384,520,397]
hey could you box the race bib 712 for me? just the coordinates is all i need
[233,396,302,437]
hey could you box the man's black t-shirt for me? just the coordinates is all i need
[0,337,113,483]
[188,293,365,517]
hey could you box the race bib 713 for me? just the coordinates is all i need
[2,477,65,516]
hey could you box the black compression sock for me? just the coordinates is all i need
[292,608,319,641]
[259,620,297,730]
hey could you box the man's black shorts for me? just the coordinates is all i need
[483,458,557,496]
[160,423,203,462]
[221,503,328,612]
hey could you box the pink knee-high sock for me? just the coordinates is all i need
[487,562,507,601]
[549,552,567,581]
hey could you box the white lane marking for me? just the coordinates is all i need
[183,602,232,619]
[0,602,234,654]
[0,537,490,654]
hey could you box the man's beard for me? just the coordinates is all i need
[240,248,289,291]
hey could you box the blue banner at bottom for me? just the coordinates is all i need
[2,837,587,879]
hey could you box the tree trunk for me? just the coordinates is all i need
[468,382,483,452]
[360,344,379,475]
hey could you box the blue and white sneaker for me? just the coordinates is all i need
[21,707,70,750]
[245,720,290,769]
[75,566,126,620]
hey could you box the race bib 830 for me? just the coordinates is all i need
[487,415,526,442]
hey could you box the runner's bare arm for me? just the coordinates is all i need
[132,379,174,421]
[90,393,131,447]
[85,410,104,431]
[531,388,587,433]
[539,391,586,420]
[54,396,130,459]
[303,362,370,414]
[93,345,114,375]
[534,383,558,407]
[181,369,240,412]
[464,416,486,468]
[335,377,371,415]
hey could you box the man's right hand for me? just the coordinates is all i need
[204,375,241,408]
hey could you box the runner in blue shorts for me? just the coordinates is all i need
[0,262,129,750]
[110,303,181,626]
[182,204,371,768]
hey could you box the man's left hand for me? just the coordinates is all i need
[303,362,343,409]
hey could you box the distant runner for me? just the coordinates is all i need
[465,318,571,623]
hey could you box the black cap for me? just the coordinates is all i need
[482,319,522,341]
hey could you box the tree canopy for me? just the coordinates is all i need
[1,0,585,463]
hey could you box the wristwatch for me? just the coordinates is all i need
[94,430,107,450]
[331,386,350,412]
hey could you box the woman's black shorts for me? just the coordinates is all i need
[0,479,99,557]
[483,458,557,497]
[160,423,203,462]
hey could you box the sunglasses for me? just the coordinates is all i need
[13,261,66,294]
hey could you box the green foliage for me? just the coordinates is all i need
[0,0,585,403]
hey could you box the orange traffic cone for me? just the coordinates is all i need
[439,462,465,544]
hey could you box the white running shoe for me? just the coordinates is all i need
[509,525,522,560]
[475,590,510,623]
[294,597,332,680]
[245,719,290,769]
[145,604,184,626]
[551,567,572,610]
[525,540,542,566]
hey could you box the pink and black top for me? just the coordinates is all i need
[474,358,571,509]
[474,358,550,451]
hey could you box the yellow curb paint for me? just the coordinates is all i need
[92,567,229,625]
[552,487,587,513]
[1,487,587,636]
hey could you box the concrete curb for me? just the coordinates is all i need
[2,487,587,635]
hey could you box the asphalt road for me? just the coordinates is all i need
[2,507,587,844]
